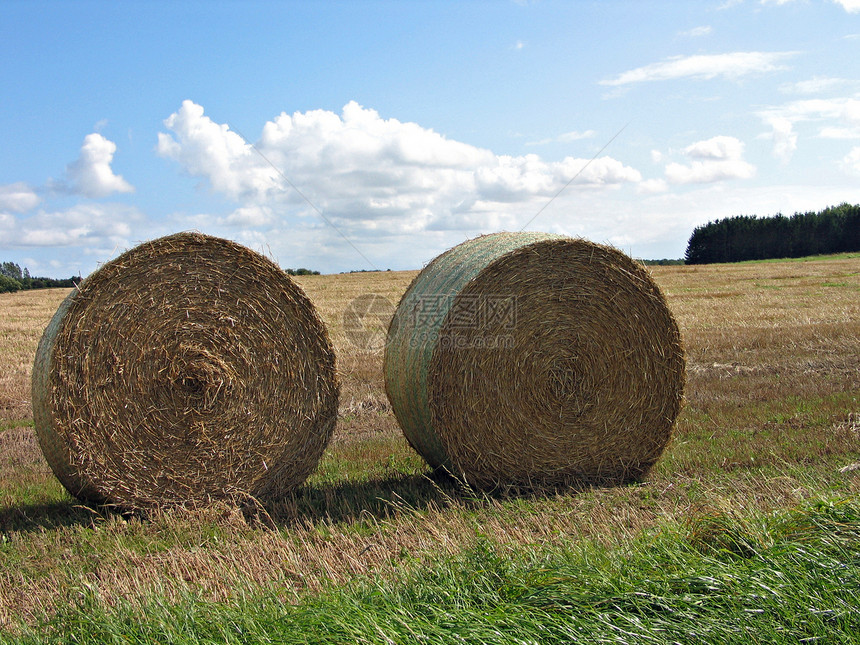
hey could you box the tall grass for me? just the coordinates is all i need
[10,498,859,644]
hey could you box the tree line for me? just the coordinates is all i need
[284,267,320,276]
[684,203,860,264]
[0,262,324,294]
[0,262,77,294]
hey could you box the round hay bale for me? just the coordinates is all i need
[32,232,338,508]
[384,232,685,489]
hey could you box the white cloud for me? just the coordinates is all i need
[0,203,143,249]
[0,212,14,233]
[158,101,641,235]
[665,159,754,184]
[223,205,276,227]
[758,96,860,149]
[682,136,746,160]
[765,116,798,162]
[819,126,860,139]
[779,76,849,94]
[759,97,860,123]
[559,129,597,142]
[842,146,860,174]
[0,182,40,213]
[157,100,276,200]
[833,0,860,12]
[664,136,756,184]
[65,133,134,198]
[600,51,797,86]
[526,129,596,146]
[845,99,860,124]
[637,178,669,194]
[680,26,712,38]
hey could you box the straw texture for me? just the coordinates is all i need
[32,232,338,508]
[384,232,685,489]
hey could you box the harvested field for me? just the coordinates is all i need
[0,253,858,632]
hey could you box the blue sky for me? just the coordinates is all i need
[2,0,859,276]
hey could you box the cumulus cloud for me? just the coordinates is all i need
[600,51,797,86]
[64,133,134,198]
[764,116,798,162]
[758,96,860,150]
[0,182,40,213]
[157,101,276,200]
[157,100,641,234]
[223,205,276,227]
[683,136,746,160]
[664,136,756,184]
[842,146,860,174]
[0,203,143,249]
[833,0,860,13]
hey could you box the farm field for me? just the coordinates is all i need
[1,253,859,641]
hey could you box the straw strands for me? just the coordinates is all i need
[384,232,685,489]
[31,232,338,509]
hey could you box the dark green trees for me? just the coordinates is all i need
[685,203,860,264]
[0,261,77,292]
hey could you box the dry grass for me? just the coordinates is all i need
[0,288,68,421]
[295,270,414,445]
[0,254,858,629]
[662,257,860,475]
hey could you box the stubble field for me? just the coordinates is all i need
[0,254,858,641]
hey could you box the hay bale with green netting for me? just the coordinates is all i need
[32,232,338,509]
[384,232,685,489]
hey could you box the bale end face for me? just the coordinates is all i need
[384,232,685,489]
[32,232,338,509]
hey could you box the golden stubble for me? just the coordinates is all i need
[0,288,70,420]
[0,255,858,629]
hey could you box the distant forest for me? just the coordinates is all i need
[0,262,77,294]
[685,203,860,264]
[0,261,323,294]
[283,268,320,276]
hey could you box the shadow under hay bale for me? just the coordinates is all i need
[32,232,339,509]
[384,232,685,490]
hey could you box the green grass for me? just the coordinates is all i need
[0,420,33,432]
[310,436,426,486]
[821,281,860,290]
[8,497,859,645]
